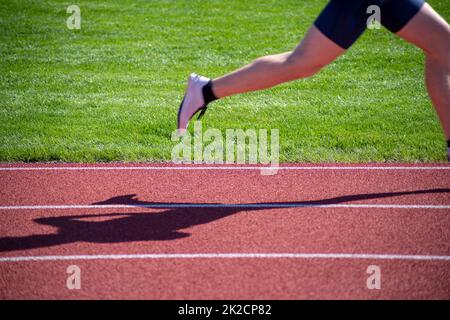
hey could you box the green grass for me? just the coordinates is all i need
[0,0,449,162]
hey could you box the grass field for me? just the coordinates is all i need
[0,0,449,162]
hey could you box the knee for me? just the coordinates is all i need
[427,29,450,71]
[283,51,327,78]
[441,42,450,71]
[433,46,450,72]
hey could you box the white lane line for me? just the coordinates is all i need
[0,166,449,171]
[0,203,449,210]
[1,253,449,262]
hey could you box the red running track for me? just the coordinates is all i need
[0,163,449,299]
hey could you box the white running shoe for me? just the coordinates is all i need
[177,73,211,135]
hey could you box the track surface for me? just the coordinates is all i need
[0,163,449,299]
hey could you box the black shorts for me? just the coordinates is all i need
[314,0,426,49]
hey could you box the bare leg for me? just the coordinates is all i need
[396,3,450,141]
[425,57,450,139]
[211,26,345,98]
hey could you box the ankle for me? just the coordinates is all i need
[202,80,219,104]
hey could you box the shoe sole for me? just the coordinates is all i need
[177,95,186,131]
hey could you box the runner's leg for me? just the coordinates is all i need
[393,2,450,155]
[177,0,369,131]
[211,26,345,98]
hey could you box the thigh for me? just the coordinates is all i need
[313,0,371,50]
[394,2,450,66]
[380,0,426,34]
[288,0,363,69]
[288,25,346,70]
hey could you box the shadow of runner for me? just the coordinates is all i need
[0,188,448,252]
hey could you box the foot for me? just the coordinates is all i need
[177,73,211,135]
